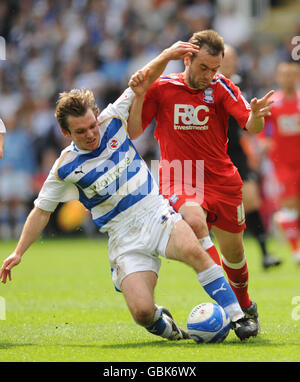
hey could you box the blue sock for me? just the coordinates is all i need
[197,265,244,321]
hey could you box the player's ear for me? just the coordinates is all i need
[184,55,191,67]
[61,128,71,139]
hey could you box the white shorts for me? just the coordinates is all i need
[109,195,182,291]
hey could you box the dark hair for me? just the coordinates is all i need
[55,88,100,132]
[189,29,225,58]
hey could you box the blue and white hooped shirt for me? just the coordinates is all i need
[34,87,159,233]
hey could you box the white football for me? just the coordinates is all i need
[187,302,231,343]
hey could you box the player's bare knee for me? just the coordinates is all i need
[222,242,245,263]
[183,214,207,238]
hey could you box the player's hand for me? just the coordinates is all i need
[163,41,200,61]
[129,41,199,96]
[129,68,151,96]
[250,90,275,118]
[0,253,22,283]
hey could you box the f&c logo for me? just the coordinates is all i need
[174,104,209,127]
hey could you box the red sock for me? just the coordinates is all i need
[222,257,251,309]
[277,219,299,252]
[199,236,221,265]
[206,246,221,266]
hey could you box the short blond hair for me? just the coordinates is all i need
[55,88,100,132]
[189,29,224,58]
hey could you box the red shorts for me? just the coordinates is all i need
[274,163,300,201]
[162,176,245,233]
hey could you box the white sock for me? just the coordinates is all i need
[199,235,214,250]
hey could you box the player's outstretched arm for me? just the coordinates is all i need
[0,207,52,283]
[245,90,275,134]
[127,41,200,140]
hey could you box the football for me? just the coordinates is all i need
[187,302,231,343]
[57,200,87,232]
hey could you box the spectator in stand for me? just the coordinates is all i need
[0,115,37,239]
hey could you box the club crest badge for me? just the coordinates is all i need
[203,87,214,103]
[108,137,120,151]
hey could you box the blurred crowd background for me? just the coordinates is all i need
[0,0,300,238]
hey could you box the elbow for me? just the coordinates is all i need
[129,132,142,141]
[127,127,143,141]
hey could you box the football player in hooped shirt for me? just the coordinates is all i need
[128,29,274,329]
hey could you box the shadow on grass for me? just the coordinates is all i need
[1,336,294,350]
[100,336,277,349]
[0,343,35,349]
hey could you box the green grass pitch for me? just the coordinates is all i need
[0,235,299,362]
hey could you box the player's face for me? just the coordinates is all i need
[219,46,238,79]
[276,63,300,92]
[184,47,223,90]
[64,108,100,151]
